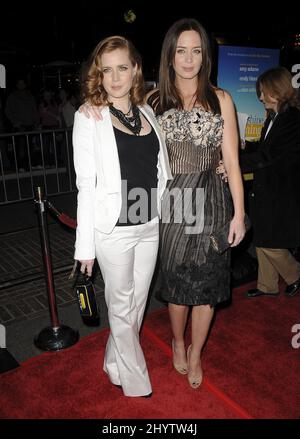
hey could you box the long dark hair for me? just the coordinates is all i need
[256,66,300,113]
[158,18,221,115]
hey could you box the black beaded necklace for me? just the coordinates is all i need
[109,105,142,135]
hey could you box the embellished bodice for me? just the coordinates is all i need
[157,108,224,174]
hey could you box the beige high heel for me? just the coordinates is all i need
[187,345,203,389]
[172,339,188,375]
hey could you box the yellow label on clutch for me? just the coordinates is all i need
[79,293,86,309]
[243,173,253,181]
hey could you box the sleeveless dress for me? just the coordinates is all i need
[157,107,232,307]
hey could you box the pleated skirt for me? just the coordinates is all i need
[159,170,232,306]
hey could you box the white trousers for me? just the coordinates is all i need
[95,217,159,396]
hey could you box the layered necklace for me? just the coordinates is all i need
[109,104,142,135]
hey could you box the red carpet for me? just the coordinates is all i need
[0,281,299,419]
[145,281,300,419]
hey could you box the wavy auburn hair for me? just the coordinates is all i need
[158,18,221,115]
[256,66,300,113]
[81,36,145,107]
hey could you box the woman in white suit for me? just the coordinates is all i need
[73,36,172,397]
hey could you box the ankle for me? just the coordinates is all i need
[189,344,201,356]
[172,338,185,348]
[187,345,202,365]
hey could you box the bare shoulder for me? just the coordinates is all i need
[215,88,233,105]
[214,88,235,117]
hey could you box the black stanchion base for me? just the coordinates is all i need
[34,325,79,351]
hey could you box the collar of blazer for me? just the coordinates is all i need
[139,104,173,181]
[100,104,162,139]
[261,111,281,143]
[96,104,172,194]
[100,104,172,175]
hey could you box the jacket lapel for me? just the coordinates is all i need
[96,107,121,193]
[263,113,281,144]
[260,115,272,141]
[139,105,172,182]
[95,105,172,199]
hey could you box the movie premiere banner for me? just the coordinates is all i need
[217,46,280,141]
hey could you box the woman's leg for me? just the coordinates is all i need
[168,303,189,370]
[95,224,156,397]
[188,304,214,386]
[133,219,159,331]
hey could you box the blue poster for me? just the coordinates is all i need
[218,46,280,141]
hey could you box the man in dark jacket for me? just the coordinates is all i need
[240,66,300,298]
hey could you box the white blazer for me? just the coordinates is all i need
[72,104,172,260]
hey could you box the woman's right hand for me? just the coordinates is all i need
[79,259,95,277]
[78,103,104,121]
[240,139,246,150]
[216,160,228,182]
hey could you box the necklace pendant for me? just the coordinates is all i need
[110,105,142,135]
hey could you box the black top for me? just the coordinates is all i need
[113,124,159,226]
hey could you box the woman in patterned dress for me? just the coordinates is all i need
[147,18,246,389]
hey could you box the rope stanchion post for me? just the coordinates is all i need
[33,186,79,351]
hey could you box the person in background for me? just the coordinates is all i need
[72,35,172,397]
[5,77,39,170]
[38,89,62,166]
[239,66,300,298]
[58,88,76,128]
[5,78,39,131]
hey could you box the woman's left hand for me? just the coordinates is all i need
[228,215,246,247]
[79,259,95,277]
[78,103,103,121]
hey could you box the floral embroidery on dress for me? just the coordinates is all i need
[157,108,224,147]
[157,106,231,307]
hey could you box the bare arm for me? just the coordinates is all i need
[218,90,245,246]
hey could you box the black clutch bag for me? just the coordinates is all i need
[74,271,100,326]
[210,214,251,254]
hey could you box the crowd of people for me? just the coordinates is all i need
[0,80,79,171]
[3,79,78,132]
